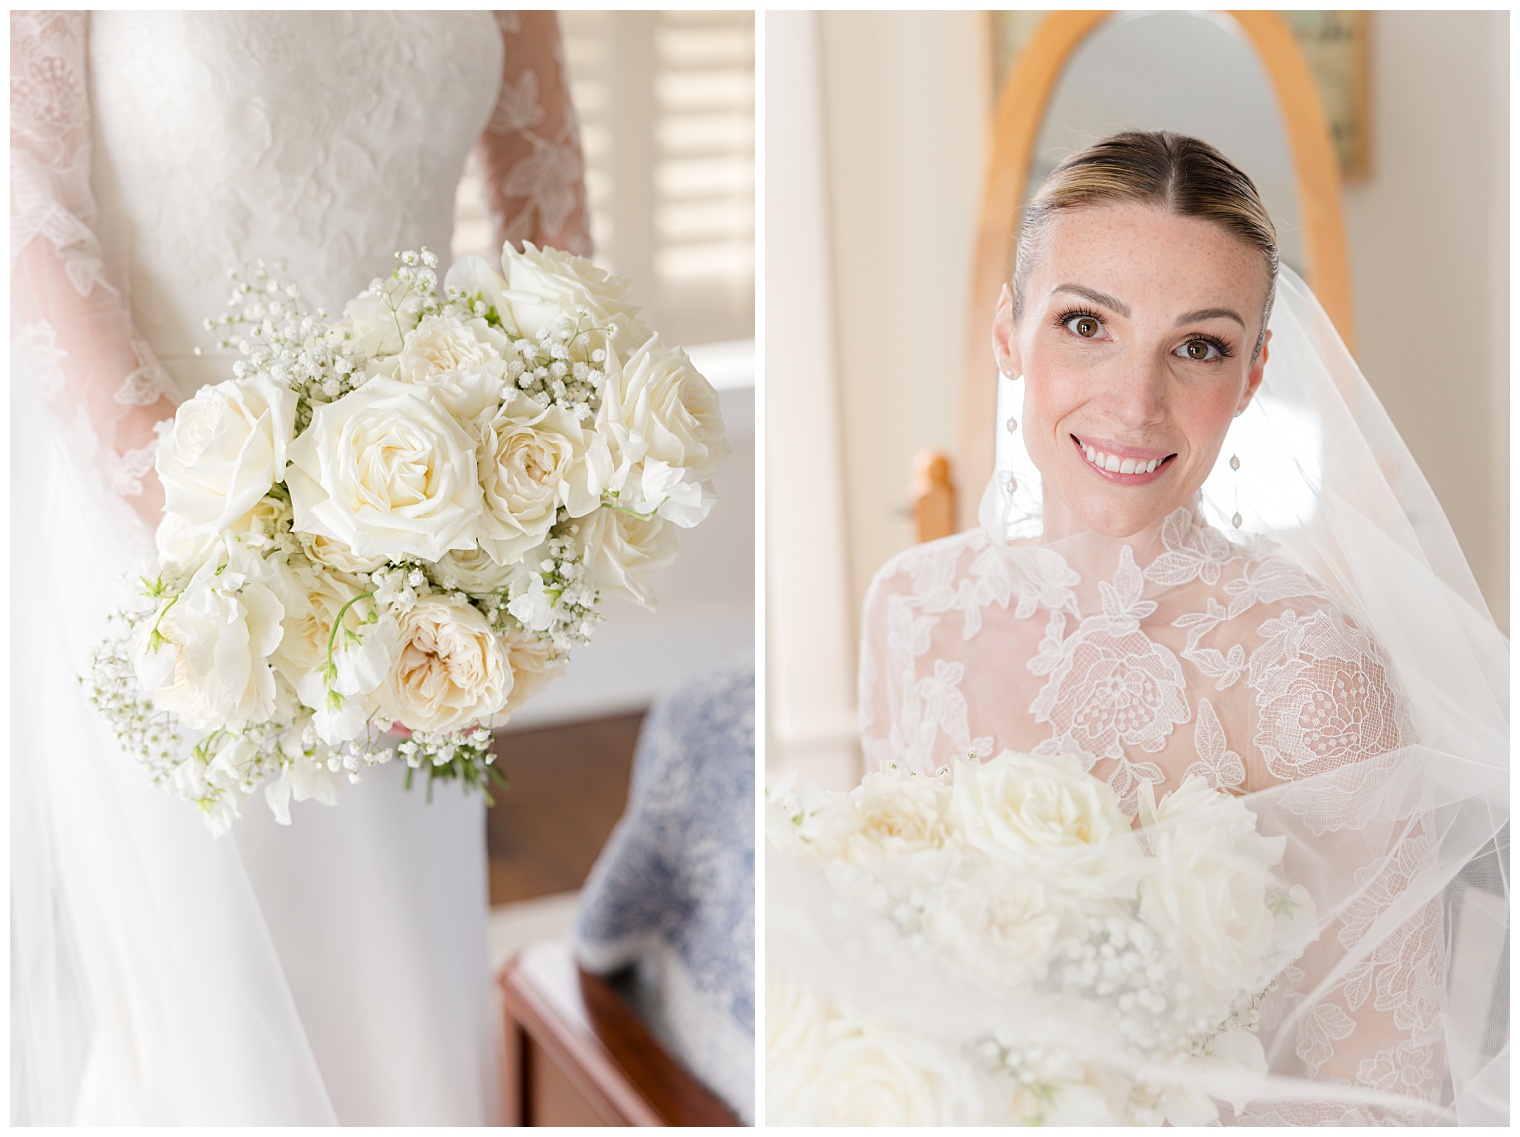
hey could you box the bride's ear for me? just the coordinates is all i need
[992,284,1020,379]
[1237,328,1270,415]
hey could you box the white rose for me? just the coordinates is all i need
[370,313,510,424]
[949,751,1144,900]
[574,506,677,610]
[923,875,1064,989]
[597,340,724,528]
[155,373,296,534]
[157,496,291,578]
[773,983,988,1125]
[486,623,566,725]
[298,529,390,578]
[285,378,483,562]
[476,394,596,566]
[1138,776,1287,998]
[343,275,428,356]
[495,242,650,350]
[837,768,955,878]
[131,547,284,732]
[381,595,513,733]
[429,545,517,595]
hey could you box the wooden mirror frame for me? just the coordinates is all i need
[957,10,1353,532]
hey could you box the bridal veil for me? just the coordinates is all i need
[779,265,1506,1124]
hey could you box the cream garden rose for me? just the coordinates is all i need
[299,529,390,577]
[285,378,483,562]
[371,312,511,424]
[131,548,284,732]
[476,394,600,566]
[487,622,566,724]
[381,595,513,733]
[155,373,296,534]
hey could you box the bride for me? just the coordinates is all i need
[770,131,1507,1124]
[12,11,588,1124]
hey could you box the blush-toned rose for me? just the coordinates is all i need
[381,595,512,732]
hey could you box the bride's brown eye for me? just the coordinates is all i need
[1066,315,1101,338]
[1183,339,1217,361]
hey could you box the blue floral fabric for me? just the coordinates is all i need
[575,654,756,1121]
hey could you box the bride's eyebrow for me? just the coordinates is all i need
[1175,306,1245,328]
[1051,283,1129,316]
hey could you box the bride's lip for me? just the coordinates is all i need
[1070,434,1176,483]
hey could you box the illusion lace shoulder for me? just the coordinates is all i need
[11,10,590,1124]
[858,507,1446,1121]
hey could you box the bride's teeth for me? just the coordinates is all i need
[1119,458,1138,474]
[1083,444,1096,462]
[1103,453,1121,473]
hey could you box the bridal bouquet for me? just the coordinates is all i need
[86,245,726,833]
[766,752,1317,1126]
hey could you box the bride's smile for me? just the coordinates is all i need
[994,202,1272,539]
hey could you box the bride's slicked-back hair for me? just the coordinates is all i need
[1012,130,1279,359]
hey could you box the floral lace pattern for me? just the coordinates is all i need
[858,507,1438,1118]
[12,11,591,524]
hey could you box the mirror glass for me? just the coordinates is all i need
[1024,11,1305,275]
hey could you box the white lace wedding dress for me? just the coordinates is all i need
[11,11,588,1124]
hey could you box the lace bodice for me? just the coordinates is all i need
[860,508,1409,814]
[11,10,589,523]
[858,508,1443,1120]
[85,11,502,393]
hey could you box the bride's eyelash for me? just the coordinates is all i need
[1186,333,1235,360]
[1053,306,1103,332]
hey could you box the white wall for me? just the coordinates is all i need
[1339,10,1509,631]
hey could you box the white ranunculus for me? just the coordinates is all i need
[381,595,512,733]
[285,378,483,562]
[131,547,285,732]
[155,373,295,534]
[369,312,510,424]
[477,394,594,565]
[573,506,677,610]
[1138,776,1286,998]
[949,751,1145,900]
[495,242,650,349]
[486,623,566,725]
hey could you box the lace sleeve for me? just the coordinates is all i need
[477,11,591,257]
[1240,598,1443,1123]
[12,10,177,530]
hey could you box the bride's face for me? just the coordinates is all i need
[994,202,1271,538]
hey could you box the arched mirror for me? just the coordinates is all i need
[954,10,1350,532]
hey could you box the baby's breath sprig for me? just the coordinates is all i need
[397,725,505,802]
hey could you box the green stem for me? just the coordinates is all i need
[325,591,377,674]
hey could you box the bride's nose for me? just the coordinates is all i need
[1102,355,1167,428]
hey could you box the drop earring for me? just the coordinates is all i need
[1229,453,1243,529]
[1003,373,1019,435]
